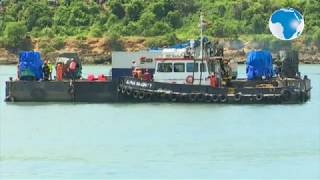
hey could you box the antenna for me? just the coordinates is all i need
[200,11,203,59]
[199,11,204,85]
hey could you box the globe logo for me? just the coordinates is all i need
[269,8,304,40]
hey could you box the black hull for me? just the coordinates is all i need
[5,80,116,102]
[5,77,311,104]
[116,77,311,104]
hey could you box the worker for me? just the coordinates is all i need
[16,63,20,80]
[48,60,53,80]
[131,60,137,76]
[143,69,152,81]
[209,72,218,88]
[56,63,63,80]
[68,59,77,80]
[42,60,50,80]
[132,67,142,79]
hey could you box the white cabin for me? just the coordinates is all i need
[153,57,211,85]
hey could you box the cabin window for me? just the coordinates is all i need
[186,63,199,72]
[200,63,207,72]
[157,63,172,72]
[174,63,185,72]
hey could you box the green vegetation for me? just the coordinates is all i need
[0,0,319,51]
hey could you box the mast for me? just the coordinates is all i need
[200,12,203,59]
[199,12,204,85]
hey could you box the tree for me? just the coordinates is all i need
[251,14,266,34]
[166,11,183,28]
[127,0,143,21]
[3,22,27,49]
[148,21,172,36]
[21,2,52,31]
[110,1,125,19]
[137,11,156,35]
[173,0,199,15]
[152,0,175,20]
[313,28,320,47]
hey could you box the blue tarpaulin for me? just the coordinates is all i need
[19,51,43,80]
[246,50,273,80]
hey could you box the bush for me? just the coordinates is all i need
[38,38,55,54]
[52,37,65,50]
[3,22,28,49]
[110,1,125,19]
[41,27,55,38]
[127,0,143,21]
[89,25,103,37]
[166,11,183,28]
[148,22,172,36]
[106,33,123,51]
[312,28,320,47]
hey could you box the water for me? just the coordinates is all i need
[0,65,320,179]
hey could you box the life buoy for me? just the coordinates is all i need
[219,94,227,103]
[170,93,177,102]
[121,87,126,94]
[255,93,263,101]
[133,91,139,99]
[212,94,219,102]
[234,93,241,101]
[281,89,291,101]
[186,75,194,84]
[189,93,197,102]
[126,88,132,96]
[198,94,206,102]
[205,94,212,102]
[138,92,145,100]
[119,79,124,87]
[144,92,152,100]
[117,86,122,93]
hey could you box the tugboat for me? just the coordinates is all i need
[116,14,311,104]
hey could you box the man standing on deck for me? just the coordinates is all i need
[68,58,77,80]
[48,60,53,80]
[42,60,50,81]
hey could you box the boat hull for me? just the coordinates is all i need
[5,80,116,102]
[4,77,311,104]
[116,77,311,104]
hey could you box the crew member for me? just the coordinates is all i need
[48,60,53,80]
[132,67,142,79]
[209,72,218,88]
[42,60,50,80]
[68,59,77,80]
[143,69,152,81]
[56,63,63,80]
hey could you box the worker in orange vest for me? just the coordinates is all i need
[209,73,218,88]
[56,63,63,80]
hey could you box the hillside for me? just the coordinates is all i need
[0,0,319,64]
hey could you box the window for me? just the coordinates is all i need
[157,63,172,72]
[186,63,199,72]
[174,63,185,72]
[200,63,207,72]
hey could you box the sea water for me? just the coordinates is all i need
[0,65,319,179]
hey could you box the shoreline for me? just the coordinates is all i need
[1,55,319,65]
